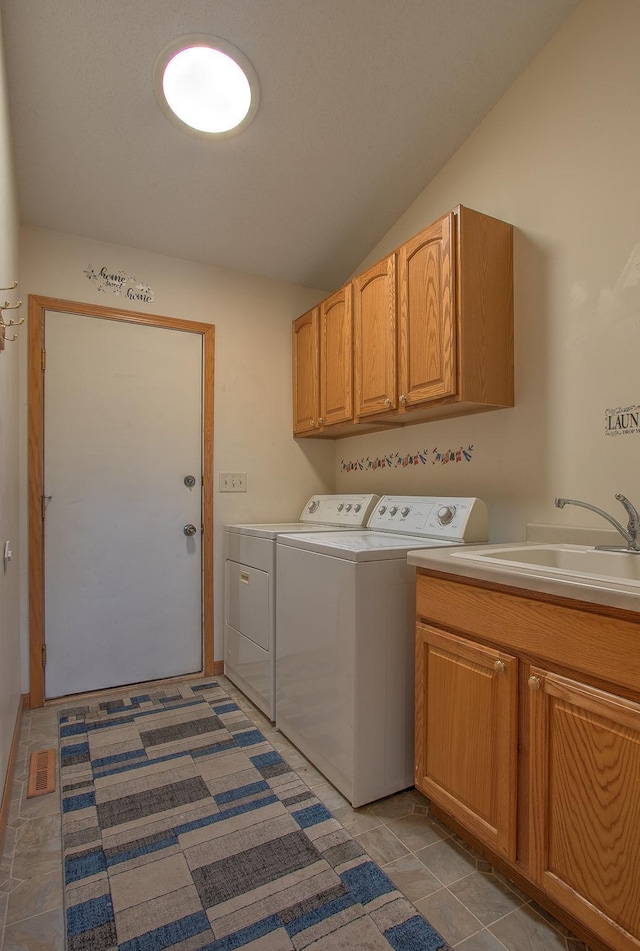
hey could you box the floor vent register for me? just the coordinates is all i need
[27,748,56,798]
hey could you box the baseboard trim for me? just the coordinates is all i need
[42,669,226,708]
[0,693,29,859]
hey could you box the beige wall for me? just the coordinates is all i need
[0,7,21,795]
[17,228,334,683]
[11,0,640,705]
[335,0,640,543]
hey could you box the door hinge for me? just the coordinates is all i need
[41,348,46,370]
[41,644,47,667]
[41,495,51,519]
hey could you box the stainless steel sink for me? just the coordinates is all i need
[450,544,640,587]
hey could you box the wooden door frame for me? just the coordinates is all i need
[28,295,215,708]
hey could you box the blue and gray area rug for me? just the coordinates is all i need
[59,680,451,951]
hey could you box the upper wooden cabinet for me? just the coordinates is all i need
[395,205,513,422]
[292,204,514,438]
[353,253,397,417]
[319,284,353,428]
[292,286,355,436]
[397,212,456,409]
[292,307,320,434]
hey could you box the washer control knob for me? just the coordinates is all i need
[345,504,352,512]
[337,503,344,512]
[437,504,456,525]
[354,504,361,512]
[308,500,319,513]
[378,505,387,515]
[389,506,398,516]
[401,506,410,517]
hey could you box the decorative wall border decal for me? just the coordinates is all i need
[340,445,475,472]
[84,265,155,303]
[605,405,640,436]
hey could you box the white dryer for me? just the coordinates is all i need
[275,496,488,806]
[223,494,379,720]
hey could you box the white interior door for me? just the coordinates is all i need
[43,311,203,698]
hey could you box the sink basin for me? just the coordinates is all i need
[450,544,640,587]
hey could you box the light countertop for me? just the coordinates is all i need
[407,534,640,614]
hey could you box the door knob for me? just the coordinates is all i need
[183,524,198,536]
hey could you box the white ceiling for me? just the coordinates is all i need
[1,0,581,290]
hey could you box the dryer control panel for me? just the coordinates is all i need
[366,496,488,543]
[300,494,380,527]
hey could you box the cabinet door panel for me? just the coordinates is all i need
[320,286,353,426]
[398,213,455,407]
[353,254,397,417]
[292,308,319,434]
[415,623,517,859]
[529,670,640,948]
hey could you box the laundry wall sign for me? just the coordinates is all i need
[605,405,640,436]
[84,265,155,303]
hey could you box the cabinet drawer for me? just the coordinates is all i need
[416,573,640,697]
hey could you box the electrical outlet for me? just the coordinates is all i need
[219,472,247,492]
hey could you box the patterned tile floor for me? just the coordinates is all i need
[0,676,593,951]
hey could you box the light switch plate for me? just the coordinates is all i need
[219,472,247,492]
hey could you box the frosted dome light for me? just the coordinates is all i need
[154,36,259,137]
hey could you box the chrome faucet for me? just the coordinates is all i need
[554,494,640,552]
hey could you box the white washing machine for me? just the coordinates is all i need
[223,494,379,720]
[275,495,488,807]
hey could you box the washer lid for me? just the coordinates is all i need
[277,530,458,561]
[226,522,327,539]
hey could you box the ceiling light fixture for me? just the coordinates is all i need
[153,35,259,138]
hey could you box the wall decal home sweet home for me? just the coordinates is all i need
[84,265,155,303]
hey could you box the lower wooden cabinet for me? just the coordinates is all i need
[415,624,517,860]
[528,669,640,951]
[415,572,640,951]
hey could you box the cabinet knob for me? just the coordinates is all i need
[494,660,505,674]
[384,398,392,408]
[318,417,324,425]
[528,675,542,691]
[399,394,407,405]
